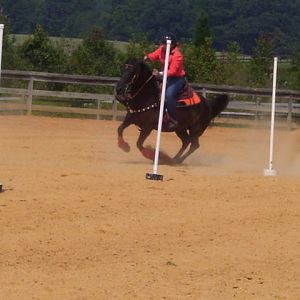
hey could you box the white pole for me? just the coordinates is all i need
[264,57,278,176]
[0,24,3,192]
[146,39,171,181]
[0,24,4,82]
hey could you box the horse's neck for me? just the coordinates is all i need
[127,78,158,110]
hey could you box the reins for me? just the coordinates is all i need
[124,72,160,114]
[125,74,154,100]
[118,61,161,114]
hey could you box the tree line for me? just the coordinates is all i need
[1,16,300,91]
[2,0,300,55]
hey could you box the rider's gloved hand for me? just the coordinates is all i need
[152,69,163,82]
[152,69,160,76]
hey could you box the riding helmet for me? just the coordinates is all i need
[161,33,178,46]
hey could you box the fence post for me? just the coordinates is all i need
[97,99,101,120]
[255,97,260,120]
[287,96,293,130]
[27,77,33,115]
[112,98,117,121]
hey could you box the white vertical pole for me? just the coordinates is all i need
[0,24,3,192]
[264,57,278,176]
[0,24,4,82]
[146,39,171,181]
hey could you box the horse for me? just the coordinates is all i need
[114,58,229,164]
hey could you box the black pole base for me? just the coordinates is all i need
[145,173,163,181]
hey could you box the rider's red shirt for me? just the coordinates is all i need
[147,45,186,77]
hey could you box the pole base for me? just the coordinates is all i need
[0,183,2,193]
[263,168,277,176]
[146,173,163,181]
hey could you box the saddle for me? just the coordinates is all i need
[156,77,202,107]
[157,78,202,132]
[177,81,202,107]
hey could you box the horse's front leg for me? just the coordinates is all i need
[117,114,132,152]
[136,127,154,160]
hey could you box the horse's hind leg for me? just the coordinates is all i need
[175,114,211,164]
[173,130,191,164]
[136,128,154,160]
[176,135,200,164]
[176,123,209,164]
[117,115,132,152]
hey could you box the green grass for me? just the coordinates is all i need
[11,34,129,53]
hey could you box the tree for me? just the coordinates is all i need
[2,0,300,55]
[227,41,241,63]
[193,12,212,47]
[1,0,44,33]
[20,24,67,72]
[68,27,121,76]
[184,37,225,84]
[249,33,274,87]
[0,15,15,68]
[126,32,151,59]
[286,49,300,89]
[222,41,248,85]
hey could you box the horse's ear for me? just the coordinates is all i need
[140,60,151,75]
[126,57,139,66]
[139,60,145,68]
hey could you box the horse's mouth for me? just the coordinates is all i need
[115,92,133,104]
[115,93,127,103]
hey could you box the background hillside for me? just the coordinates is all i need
[1,0,300,54]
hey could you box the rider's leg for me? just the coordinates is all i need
[165,77,186,122]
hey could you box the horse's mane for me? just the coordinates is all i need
[121,57,160,100]
[126,57,152,77]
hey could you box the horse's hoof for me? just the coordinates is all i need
[122,144,130,152]
[118,136,130,152]
[172,158,182,165]
[118,140,130,152]
[141,148,155,160]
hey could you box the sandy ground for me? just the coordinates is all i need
[0,115,299,300]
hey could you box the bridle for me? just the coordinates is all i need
[123,64,154,100]
[119,63,159,114]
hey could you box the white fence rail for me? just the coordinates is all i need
[1,70,300,125]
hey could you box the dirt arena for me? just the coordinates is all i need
[0,115,299,300]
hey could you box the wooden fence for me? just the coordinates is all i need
[1,69,300,126]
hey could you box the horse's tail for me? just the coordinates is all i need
[209,94,229,119]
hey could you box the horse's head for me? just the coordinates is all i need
[115,58,152,104]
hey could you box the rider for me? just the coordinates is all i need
[144,34,186,130]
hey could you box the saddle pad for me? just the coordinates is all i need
[158,79,202,107]
[177,82,201,107]
[178,91,201,106]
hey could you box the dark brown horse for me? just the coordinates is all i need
[115,58,229,164]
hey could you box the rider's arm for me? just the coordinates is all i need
[146,46,163,62]
[167,51,185,77]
